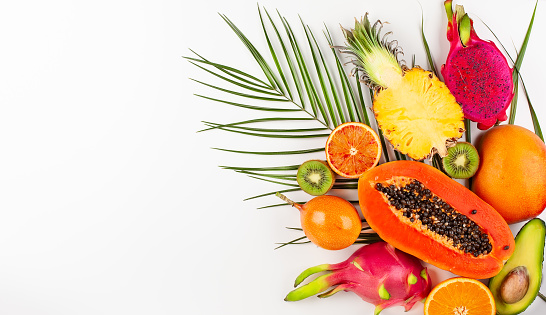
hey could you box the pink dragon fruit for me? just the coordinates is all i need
[284,242,431,315]
[441,0,514,130]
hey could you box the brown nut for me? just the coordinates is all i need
[499,266,530,304]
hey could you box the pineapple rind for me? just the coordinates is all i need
[373,68,464,160]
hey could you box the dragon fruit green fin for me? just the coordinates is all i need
[284,274,332,301]
[293,264,330,287]
[378,284,391,300]
[458,14,471,46]
[408,273,418,285]
[374,304,385,315]
[420,268,428,281]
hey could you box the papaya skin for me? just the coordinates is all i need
[358,161,514,279]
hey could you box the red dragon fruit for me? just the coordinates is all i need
[284,242,431,314]
[441,0,514,130]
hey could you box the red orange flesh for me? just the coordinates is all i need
[326,122,381,178]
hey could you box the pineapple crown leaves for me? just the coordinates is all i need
[337,14,406,90]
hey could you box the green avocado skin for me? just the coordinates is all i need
[489,218,545,315]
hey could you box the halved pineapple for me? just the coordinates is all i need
[340,15,464,160]
[374,68,464,159]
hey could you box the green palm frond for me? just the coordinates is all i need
[258,199,359,210]
[188,7,375,207]
[243,188,302,201]
[538,291,546,303]
[198,118,317,132]
[212,147,325,155]
[477,1,541,140]
[202,122,330,138]
[367,86,393,163]
[420,5,438,78]
[325,27,366,124]
[203,122,328,134]
[186,50,272,88]
[220,165,300,171]
[275,226,381,250]
[234,170,297,181]
[520,80,543,141]
[508,0,537,125]
[245,175,300,188]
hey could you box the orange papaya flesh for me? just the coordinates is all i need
[358,161,514,279]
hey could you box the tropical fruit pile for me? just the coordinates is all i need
[192,0,545,314]
[286,1,546,314]
[282,2,545,314]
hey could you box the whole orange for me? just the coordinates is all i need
[472,125,546,224]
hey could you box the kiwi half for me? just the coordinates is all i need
[297,160,335,196]
[442,142,480,179]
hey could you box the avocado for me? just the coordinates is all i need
[489,218,545,314]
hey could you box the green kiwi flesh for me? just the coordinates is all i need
[442,142,480,179]
[297,160,335,196]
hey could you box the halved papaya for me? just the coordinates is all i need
[358,160,514,279]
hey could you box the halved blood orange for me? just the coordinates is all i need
[325,122,381,178]
[424,277,496,315]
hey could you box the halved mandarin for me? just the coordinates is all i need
[424,277,496,315]
[325,122,381,178]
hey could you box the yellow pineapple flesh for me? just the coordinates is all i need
[373,68,464,160]
[339,15,464,160]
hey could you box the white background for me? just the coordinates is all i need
[0,0,545,314]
